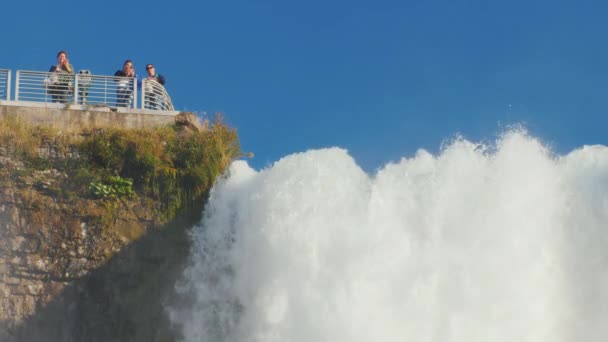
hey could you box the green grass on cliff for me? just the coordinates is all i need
[0,115,241,223]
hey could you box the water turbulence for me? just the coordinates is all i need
[168,131,608,342]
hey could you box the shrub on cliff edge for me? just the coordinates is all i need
[0,115,241,224]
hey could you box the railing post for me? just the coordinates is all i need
[73,74,79,105]
[14,70,20,101]
[6,70,11,101]
[141,79,145,110]
[104,77,108,105]
[132,77,138,109]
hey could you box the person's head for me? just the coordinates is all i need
[123,60,134,71]
[57,50,68,64]
[146,64,155,76]
[123,60,134,75]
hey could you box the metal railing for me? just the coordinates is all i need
[0,69,10,101]
[1,69,175,111]
[142,78,174,111]
[73,70,140,108]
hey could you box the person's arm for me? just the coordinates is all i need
[65,63,74,74]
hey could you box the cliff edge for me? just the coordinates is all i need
[0,113,241,341]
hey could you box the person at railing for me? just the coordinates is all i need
[143,64,166,110]
[114,60,138,107]
[47,50,74,103]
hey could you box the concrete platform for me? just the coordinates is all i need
[0,101,201,131]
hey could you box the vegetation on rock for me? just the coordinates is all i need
[0,114,241,225]
[0,113,242,340]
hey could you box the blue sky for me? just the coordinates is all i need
[3,0,608,171]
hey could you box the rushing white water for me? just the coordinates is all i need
[169,130,608,342]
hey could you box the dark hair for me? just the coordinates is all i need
[57,50,68,58]
[146,64,154,69]
[123,59,133,66]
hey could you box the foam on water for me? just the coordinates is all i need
[169,130,608,342]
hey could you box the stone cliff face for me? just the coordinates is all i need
[0,111,240,341]
[0,154,201,341]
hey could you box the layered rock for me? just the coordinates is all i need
[0,155,197,341]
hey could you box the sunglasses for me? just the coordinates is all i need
[147,66,154,70]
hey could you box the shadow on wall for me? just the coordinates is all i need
[0,204,204,342]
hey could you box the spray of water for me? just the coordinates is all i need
[169,130,608,342]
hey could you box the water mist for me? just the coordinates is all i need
[169,130,608,342]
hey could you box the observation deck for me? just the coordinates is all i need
[0,68,199,130]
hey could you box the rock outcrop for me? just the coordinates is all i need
[0,154,201,341]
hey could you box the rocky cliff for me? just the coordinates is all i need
[0,115,240,341]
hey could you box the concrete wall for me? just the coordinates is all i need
[0,101,199,131]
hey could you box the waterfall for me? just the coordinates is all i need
[169,130,608,342]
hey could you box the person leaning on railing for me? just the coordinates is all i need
[114,59,137,107]
[47,50,74,103]
[144,64,166,110]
